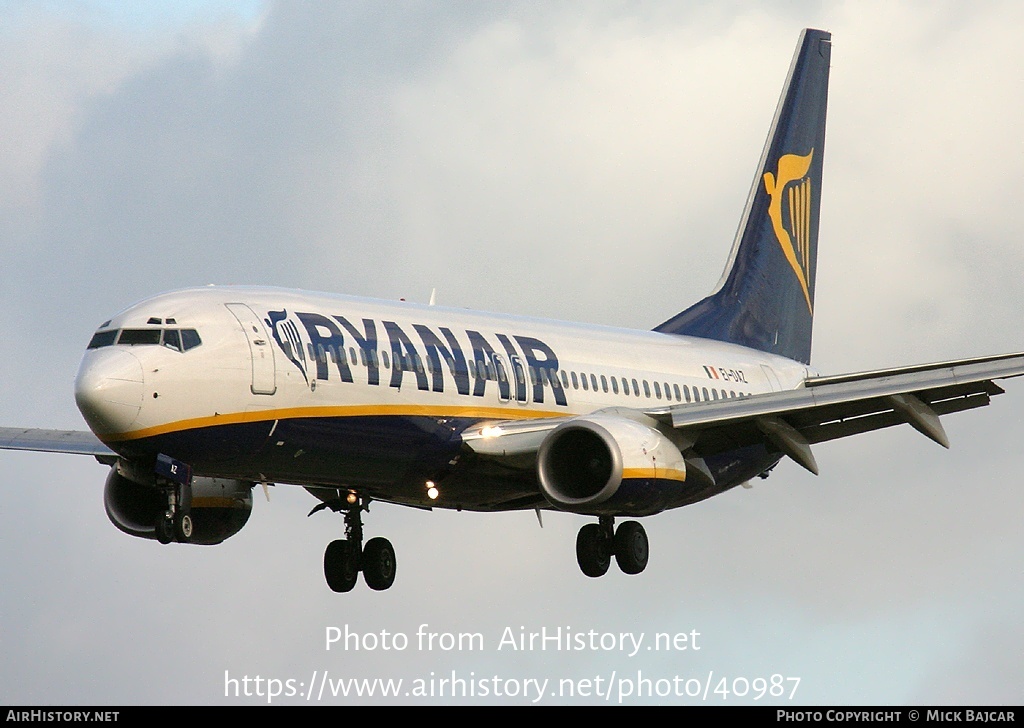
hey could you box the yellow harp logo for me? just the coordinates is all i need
[763,150,814,313]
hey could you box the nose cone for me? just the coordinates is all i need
[75,349,145,436]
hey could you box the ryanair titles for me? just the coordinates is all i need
[264,308,568,406]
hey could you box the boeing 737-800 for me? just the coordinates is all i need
[3,28,1023,593]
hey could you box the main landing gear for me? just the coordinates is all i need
[315,496,397,593]
[576,516,649,578]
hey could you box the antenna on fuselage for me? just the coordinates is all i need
[429,288,437,306]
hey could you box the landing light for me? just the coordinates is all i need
[426,481,439,500]
[345,491,358,505]
[480,425,503,439]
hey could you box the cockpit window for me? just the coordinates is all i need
[162,329,182,351]
[158,329,201,351]
[118,328,162,345]
[87,330,118,349]
[180,329,202,351]
[86,327,203,352]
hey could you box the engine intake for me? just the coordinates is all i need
[104,468,253,545]
[537,413,687,516]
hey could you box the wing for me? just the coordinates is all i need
[646,351,1024,475]
[462,352,1024,477]
[0,427,117,463]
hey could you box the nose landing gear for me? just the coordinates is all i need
[155,483,192,544]
[148,453,193,545]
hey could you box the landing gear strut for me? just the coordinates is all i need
[136,454,194,545]
[318,495,397,593]
[155,483,192,545]
[576,516,648,577]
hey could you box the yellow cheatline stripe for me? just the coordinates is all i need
[101,404,568,443]
[621,468,687,482]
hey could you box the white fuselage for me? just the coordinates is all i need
[74,286,811,509]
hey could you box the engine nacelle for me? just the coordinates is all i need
[537,412,687,516]
[104,468,253,544]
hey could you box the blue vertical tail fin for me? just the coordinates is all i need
[654,28,831,365]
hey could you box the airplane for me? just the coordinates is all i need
[3,28,1024,593]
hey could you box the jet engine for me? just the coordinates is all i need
[104,468,253,544]
[537,412,688,516]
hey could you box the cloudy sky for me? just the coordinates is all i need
[1,0,1022,705]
